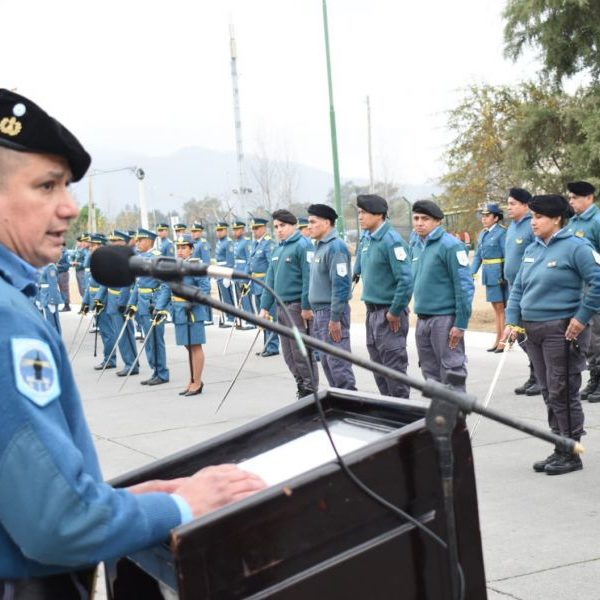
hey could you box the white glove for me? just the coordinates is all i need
[48,304,56,313]
[222,279,231,289]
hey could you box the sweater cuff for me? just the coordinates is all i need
[170,494,194,525]
[135,493,183,541]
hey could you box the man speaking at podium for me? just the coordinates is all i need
[0,89,265,596]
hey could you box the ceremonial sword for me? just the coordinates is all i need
[215,326,262,414]
[222,284,252,356]
[118,320,157,392]
[69,315,95,363]
[68,311,87,355]
[97,315,132,382]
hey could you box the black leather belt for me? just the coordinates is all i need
[365,303,390,312]
[283,299,301,305]
[417,314,435,320]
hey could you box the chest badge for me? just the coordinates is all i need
[576,231,585,237]
[516,238,523,244]
[547,260,557,268]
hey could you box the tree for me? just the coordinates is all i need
[504,0,600,84]
[181,196,222,224]
[66,205,108,246]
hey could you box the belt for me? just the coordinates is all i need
[39,283,49,289]
[482,258,504,264]
[84,268,90,272]
[235,259,247,264]
[283,299,301,305]
[172,296,188,302]
[89,286,99,292]
[139,287,157,294]
[365,303,389,311]
[417,314,435,320]
[253,272,266,277]
[216,261,228,266]
[108,288,121,295]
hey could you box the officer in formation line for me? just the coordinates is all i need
[355,194,412,398]
[56,244,71,311]
[504,187,541,396]
[71,233,90,297]
[214,221,236,327]
[157,223,175,257]
[249,217,280,356]
[37,261,63,334]
[0,88,264,590]
[191,221,214,325]
[172,234,210,396]
[260,209,318,397]
[232,219,255,328]
[566,181,600,403]
[307,204,357,390]
[471,203,508,352]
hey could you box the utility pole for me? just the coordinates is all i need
[87,176,97,233]
[229,23,251,211]
[366,96,374,193]
[322,0,344,236]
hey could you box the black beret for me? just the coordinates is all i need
[508,187,532,204]
[529,194,574,218]
[308,203,338,223]
[567,181,596,197]
[0,89,91,182]
[412,200,444,220]
[356,194,388,214]
[272,209,298,225]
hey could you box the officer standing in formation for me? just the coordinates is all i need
[102,230,139,377]
[355,194,412,398]
[56,244,71,311]
[190,221,214,325]
[411,200,474,392]
[505,194,600,474]
[0,88,264,592]
[298,216,311,238]
[214,221,236,327]
[232,219,255,327]
[37,260,63,333]
[172,234,210,396]
[504,187,541,396]
[471,203,508,352]
[260,209,317,397]
[249,217,280,356]
[566,181,600,403]
[126,228,171,385]
[308,204,356,390]
[157,223,175,257]
[72,233,90,297]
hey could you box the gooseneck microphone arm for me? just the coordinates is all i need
[167,279,580,457]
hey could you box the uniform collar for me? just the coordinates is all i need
[281,230,301,245]
[317,230,338,245]
[535,226,571,247]
[0,243,40,297]
[513,213,531,225]
[577,204,598,221]
[369,221,389,240]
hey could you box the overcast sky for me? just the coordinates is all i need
[2,0,540,187]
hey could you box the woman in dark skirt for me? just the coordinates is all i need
[173,235,211,396]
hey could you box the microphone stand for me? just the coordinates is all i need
[168,280,579,600]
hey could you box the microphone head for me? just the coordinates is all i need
[90,245,136,287]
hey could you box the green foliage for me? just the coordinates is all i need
[504,0,600,83]
[66,205,108,246]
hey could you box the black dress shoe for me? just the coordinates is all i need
[147,376,168,386]
[116,368,138,377]
[260,350,280,357]
[219,322,233,328]
[545,453,583,475]
[178,388,190,396]
[60,305,71,312]
[140,377,154,385]
[184,383,204,396]
[94,363,115,371]
[486,346,499,352]
[525,383,542,396]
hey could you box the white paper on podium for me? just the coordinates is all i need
[238,419,392,486]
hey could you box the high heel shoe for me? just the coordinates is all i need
[178,387,191,396]
[184,382,204,396]
[486,346,499,352]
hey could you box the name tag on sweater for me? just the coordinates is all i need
[307,251,314,263]
[524,257,535,263]
[547,261,557,268]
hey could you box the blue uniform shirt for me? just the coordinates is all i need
[234,236,251,274]
[193,237,211,264]
[159,237,175,258]
[0,244,182,578]
[128,250,171,315]
[308,230,352,321]
[504,214,534,286]
[249,235,275,295]
[567,203,600,252]
[506,228,600,325]
[410,227,474,330]
[471,224,507,286]
[38,264,63,306]
[215,237,234,268]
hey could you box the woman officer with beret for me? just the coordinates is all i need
[172,235,211,396]
[504,194,600,475]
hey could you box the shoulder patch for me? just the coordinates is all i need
[306,251,315,263]
[456,250,469,266]
[336,262,348,277]
[11,338,60,407]
[593,251,600,265]
[394,246,407,261]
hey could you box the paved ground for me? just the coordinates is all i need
[61,309,600,599]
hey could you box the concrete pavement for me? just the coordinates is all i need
[62,310,600,599]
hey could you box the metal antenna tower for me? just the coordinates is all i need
[229,23,251,209]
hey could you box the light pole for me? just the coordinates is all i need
[322,0,344,236]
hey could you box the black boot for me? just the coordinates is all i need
[545,451,583,475]
[582,368,600,401]
[533,449,560,472]
[515,370,536,395]
[525,383,542,396]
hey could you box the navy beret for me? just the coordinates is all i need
[508,188,532,204]
[356,194,388,215]
[308,203,338,223]
[272,209,298,225]
[412,200,444,220]
[567,181,596,197]
[529,195,574,218]
[0,89,91,182]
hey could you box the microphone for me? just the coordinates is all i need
[90,245,247,287]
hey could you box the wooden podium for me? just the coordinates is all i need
[105,389,487,599]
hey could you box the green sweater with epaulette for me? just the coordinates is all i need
[358,221,412,315]
[260,231,312,311]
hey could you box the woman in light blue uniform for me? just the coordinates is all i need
[172,235,210,396]
[471,202,508,351]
